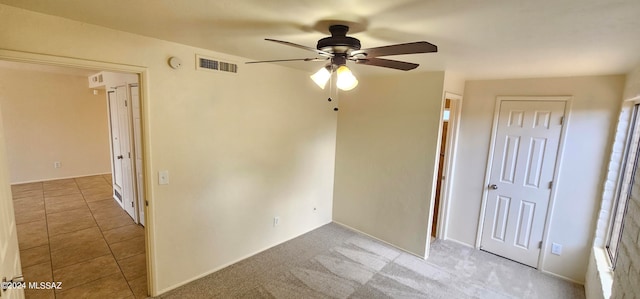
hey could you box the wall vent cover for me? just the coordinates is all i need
[196,55,238,74]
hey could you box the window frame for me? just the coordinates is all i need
[605,104,640,268]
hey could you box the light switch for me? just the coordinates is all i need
[158,170,169,185]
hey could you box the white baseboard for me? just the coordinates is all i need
[154,220,332,296]
[441,237,475,248]
[442,236,584,285]
[332,221,427,259]
[11,172,111,185]
[541,269,585,285]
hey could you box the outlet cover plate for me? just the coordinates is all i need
[551,242,562,255]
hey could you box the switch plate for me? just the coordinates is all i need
[54,161,61,168]
[273,217,279,227]
[551,242,563,255]
[158,170,169,185]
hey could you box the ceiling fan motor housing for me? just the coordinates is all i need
[317,25,361,54]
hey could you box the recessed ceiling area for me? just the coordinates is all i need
[2,0,639,79]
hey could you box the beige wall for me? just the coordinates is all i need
[448,75,625,282]
[0,68,111,183]
[333,71,445,257]
[0,5,336,295]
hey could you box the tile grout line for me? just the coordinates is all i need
[16,176,143,298]
[14,182,50,296]
[50,178,85,297]
[41,181,56,298]
[101,173,148,298]
[83,177,138,298]
[46,178,121,296]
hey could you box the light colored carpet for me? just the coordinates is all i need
[156,223,585,298]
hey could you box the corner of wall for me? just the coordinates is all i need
[443,71,466,96]
[623,64,640,101]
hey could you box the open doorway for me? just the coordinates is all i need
[92,71,146,226]
[0,60,148,298]
[431,93,462,239]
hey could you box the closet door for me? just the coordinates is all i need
[115,85,136,220]
[107,90,124,205]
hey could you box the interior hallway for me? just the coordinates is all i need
[12,175,147,298]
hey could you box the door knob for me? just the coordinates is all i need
[489,184,498,190]
[117,155,123,159]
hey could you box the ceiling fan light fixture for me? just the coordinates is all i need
[336,65,358,91]
[310,66,331,89]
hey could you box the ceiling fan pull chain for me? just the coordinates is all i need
[331,70,339,111]
[328,69,333,103]
[333,74,340,112]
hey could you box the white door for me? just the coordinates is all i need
[0,113,24,299]
[130,84,145,226]
[480,100,565,267]
[116,85,136,220]
[107,91,124,205]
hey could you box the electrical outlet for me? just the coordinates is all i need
[53,161,61,168]
[551,242,563,255]
[158,170,169,185]
[273,217,279,227]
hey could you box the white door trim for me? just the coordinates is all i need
[475,95,572,270]
[0,48,156,296]
[436,92,463,240]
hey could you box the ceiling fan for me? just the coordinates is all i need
[247,24,438,91]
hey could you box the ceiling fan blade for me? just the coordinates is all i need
[354,57,419,71]
[265,38,334,57]
[352,41,437,58]
[246,58,327,64]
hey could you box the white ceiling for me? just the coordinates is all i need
[2,0,640,79]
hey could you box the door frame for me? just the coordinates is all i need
[434,92,463,239]
[475,96,572,270]
[129,84,146,226]
[0,49,156,296]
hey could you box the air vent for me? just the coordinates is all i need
[196,55,238,74]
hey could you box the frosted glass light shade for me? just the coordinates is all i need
[310,67,331,89]
[336,66,358,91]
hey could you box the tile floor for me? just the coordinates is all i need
[12,174,147,299]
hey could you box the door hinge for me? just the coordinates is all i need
[538,241,542,249]
[560,116,564,125]
[145,200,149,207]
[125,100,128,107]
[128,152,131,158]
[131,201,134,207]
[548,181,553,189]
